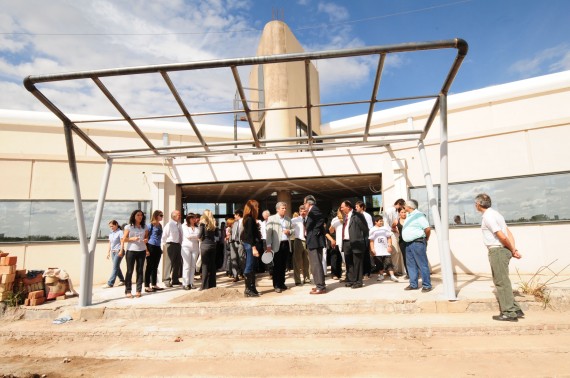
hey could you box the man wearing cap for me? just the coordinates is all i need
[265,202,293,293]
[304,195,327,294]
[401,199,432,292]
[475,193,524,322]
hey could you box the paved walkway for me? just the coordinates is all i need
[17,271,570,320]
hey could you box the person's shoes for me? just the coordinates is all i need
[152,286,164,291]
[421,287,433,293]
[394,272,404,277]
[304,277,312,284]
[377,275,385,282]
[280,285,288,291]
[310,289,326,295]
[351,283,363,289]
[172,281,182,286]
[144,287,154,293]
[117,281,125,287]
[404,275,409,279]
[232,277,239,282]
[492,314,518,322]
[183,285,192,290]
[295,282,302,286]
[390,276,399,283]
[516,310,525,318]
[404,285,418,291]
[135,292,141,298]
[164,282,173,288]
[101,284,112,289]
[345,283,354,287]
[126,293,133,298]
[275,288,282,293]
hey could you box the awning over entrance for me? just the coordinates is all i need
[23,39,468,305]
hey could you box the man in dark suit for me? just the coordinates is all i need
[340,200,369,289]
[303,195,327,294]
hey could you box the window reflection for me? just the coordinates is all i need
[410,172,570,226]
[0,201,150,242]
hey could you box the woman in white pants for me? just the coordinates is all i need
[181,213,200,290]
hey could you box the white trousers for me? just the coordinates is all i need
[181,244,199,286]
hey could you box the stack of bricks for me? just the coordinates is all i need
[24,290,45,306]
[0,252,17,301]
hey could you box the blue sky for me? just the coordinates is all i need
[1,0,569,124]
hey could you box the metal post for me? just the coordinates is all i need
[439,94,456,300]
[87,159,113,305]
[63,123,91,307]
[417,139,456,300]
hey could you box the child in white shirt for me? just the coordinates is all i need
[369,216,398,282]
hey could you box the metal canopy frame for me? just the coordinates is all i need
[24,38,468,306]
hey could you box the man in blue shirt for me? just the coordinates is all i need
[401,199,432,292]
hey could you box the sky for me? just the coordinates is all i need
[2,0,570,126]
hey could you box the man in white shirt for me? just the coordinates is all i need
[266,202,293,293]
[161,210,182,287]
[291,205,311,286]
[475,193,524,322]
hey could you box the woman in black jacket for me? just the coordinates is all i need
[198,209,217,290]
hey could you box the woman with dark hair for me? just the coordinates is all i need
[102,220,125,288]
[182,213,200,290]
[144,210,164,293]
[120,209,150,298]
[396,207,409,279]
[198,210,217,290]
[241,199,261,297]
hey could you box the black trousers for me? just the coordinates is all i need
[272,241,290,289]
[145,243,162,287]
[166,242,182,284]
[200,240,217,289]
[125,250,145,294]
[343,240,364,285]
[329,246,343,278]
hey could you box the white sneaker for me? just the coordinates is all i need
[101,284,112,289]
[390,276,399,283]
[377,275,385,282]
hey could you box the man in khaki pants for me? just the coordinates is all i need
[475,193,524,322]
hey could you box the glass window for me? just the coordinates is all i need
[409,172,570,226]
[0,200,150,242]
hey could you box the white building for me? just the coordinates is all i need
[1,21,569,288]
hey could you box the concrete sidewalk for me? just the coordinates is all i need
[16,271,570,320]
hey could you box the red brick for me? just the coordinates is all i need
[30,297,45,306]
[28,290,45,300]
[0,256,17,266]
[0,265,16,275]
[0,273,15,284]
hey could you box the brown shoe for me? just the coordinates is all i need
[135,292,141,298]
[310,289,326,295]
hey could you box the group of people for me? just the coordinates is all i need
[103,192,525,321]
[103,209,221,298]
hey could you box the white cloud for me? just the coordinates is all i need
[317,1,350,22]
[508,44,570,78]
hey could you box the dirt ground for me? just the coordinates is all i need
[2,332,570,377]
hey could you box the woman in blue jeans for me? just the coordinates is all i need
[102,220,125,288]
[241,199,261,297]
[120,210,150,298]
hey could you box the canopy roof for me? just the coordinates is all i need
[24,39,467,160]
